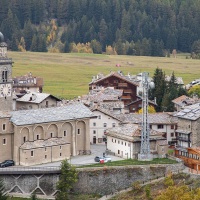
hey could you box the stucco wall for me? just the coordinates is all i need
[0,163,184,198]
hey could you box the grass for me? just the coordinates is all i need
[78,158,177,168]
[8,52,200,99]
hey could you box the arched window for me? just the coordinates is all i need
[2,69,8,82]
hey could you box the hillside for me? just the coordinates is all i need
[1,0,200,56]
[9,52,199,99]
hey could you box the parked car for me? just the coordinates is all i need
[99,156,111,163]
[94,156,104,162]
[0,160,15,167]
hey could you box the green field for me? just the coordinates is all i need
[8,52,200,99]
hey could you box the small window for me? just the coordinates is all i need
[112,139,113,142]
[2,70,8,82]
[103,123,107,127]
[93,122,96,126]
[118,150,120,154]
[46,101,49,107]
[51,133,53,137]
[45,147,47,151]
[64,130,67,136]
[77,129,80,134]
[115,139,116,143]
[121,141,123,145]
[118,140,120,144]
[188,125,190,128]
[31,151,34,157]
[98,115,101,119]
[149,125,152,129]
[3,138,6,145]
[93,130,96,134]
[2,124,6,131]
[60,153,62,157]
[23,136,26,143]
[112,123,116,127]
[60,146,62,150]
[125,142,126,146]
[157,124,164,129]
[171,133,174,137]
[37,135,39,140]
[45,155,47,159]
[171,125,174,129]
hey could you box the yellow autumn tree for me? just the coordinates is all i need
[47,19,58,47]
[138,105,156,114]
[18,37,26,52]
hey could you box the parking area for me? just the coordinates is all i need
[33,144,124,167]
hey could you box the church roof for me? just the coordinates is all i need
[11,103,95,125]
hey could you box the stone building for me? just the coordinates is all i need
[0,35,94,166]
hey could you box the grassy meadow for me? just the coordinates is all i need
[8,52,200,99]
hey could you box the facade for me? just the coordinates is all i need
[90,108,122,144]
[89,71,138,110]
[105,124,168,159]
[116,112,178,145]
[0,38,94,166]
[14,92,61,110]
[13,72,43,95]
[173,103,200,151]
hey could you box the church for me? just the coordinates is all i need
[0,34,94,166]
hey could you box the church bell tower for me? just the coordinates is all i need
[0,32,13,111]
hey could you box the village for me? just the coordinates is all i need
[0,34,200,172]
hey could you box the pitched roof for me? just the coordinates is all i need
[105,123,165,142]
[89,71,138,86]
[16,92,61,104]
[20,137,69,150]
[115,112,177,124]
[172,95,198,106]
[11,103,95,125]
[173,103,200,120]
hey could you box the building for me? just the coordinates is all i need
[115,112,178,145]
[14,92,61,110]
[89,71,138,111]
[90,106,122,144]
[105,123,168,159]
[13,72,43,95]
[173,103,200,151]
[0,35,94,166]
[172,95,199,111]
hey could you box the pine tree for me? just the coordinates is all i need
[56,159,78,200]
[0,178,8,200]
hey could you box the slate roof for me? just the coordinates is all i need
[105,123,165,142]
[172,95,199,106]
[165,75,184,85]
[173,103,200,120]
[11,103,95,125]
[0,111,11,118]
[115,112,177,124]
[16,92,61,104]
[20,137,69,149]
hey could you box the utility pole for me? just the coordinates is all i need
[138,72,154,161]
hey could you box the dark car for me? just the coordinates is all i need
[0,160,15,167]
[94,156,104,162]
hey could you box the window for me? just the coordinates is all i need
[171,133,174,137]
[60,153,62,157]
[157,124,164,129]
[64,130,67,136]
[3,138,6,145]
[50,133,53,138]
[118,140,120,144]
[103,123,107,127]
[125,142,126,146]
[112,123,116,127]
[23,136,26,143]
[2,70,8,82]
[37,135,39,140]
[31,151,34,157]
[121,141,123,145]
[46,101,48,107]
[115,139,116,143]
[112,139,113,142]
[98,115,101,119]
[171,125,174,129]
[45,155,47,159]
[93,130,96,134]
[118,150,120,154]
[149,125,152,129]
[60,146,62,150]
[188,125,190,128]
[77,129,80,134]
[93,122,96,126]
[45,148,47,151]
[2,124,6,131]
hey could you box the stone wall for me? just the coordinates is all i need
[0,163,184,199]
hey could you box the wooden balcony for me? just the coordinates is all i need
[121,95,131,100]
[124,89,132,94]
[118,83,128,87]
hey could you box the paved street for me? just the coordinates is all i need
[33,144,124,167]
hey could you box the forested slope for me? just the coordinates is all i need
[1,0,200,56]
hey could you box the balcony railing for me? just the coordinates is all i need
[177,136,190,142]
[118,83,128,87]
[124,89,132,93]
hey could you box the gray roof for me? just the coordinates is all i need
[11,103,95,125]
[115,112,177,124]
[173,103,200,120]
[16,92,60,104]
[0,111,11,118]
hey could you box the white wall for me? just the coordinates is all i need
[90,110,120,144]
